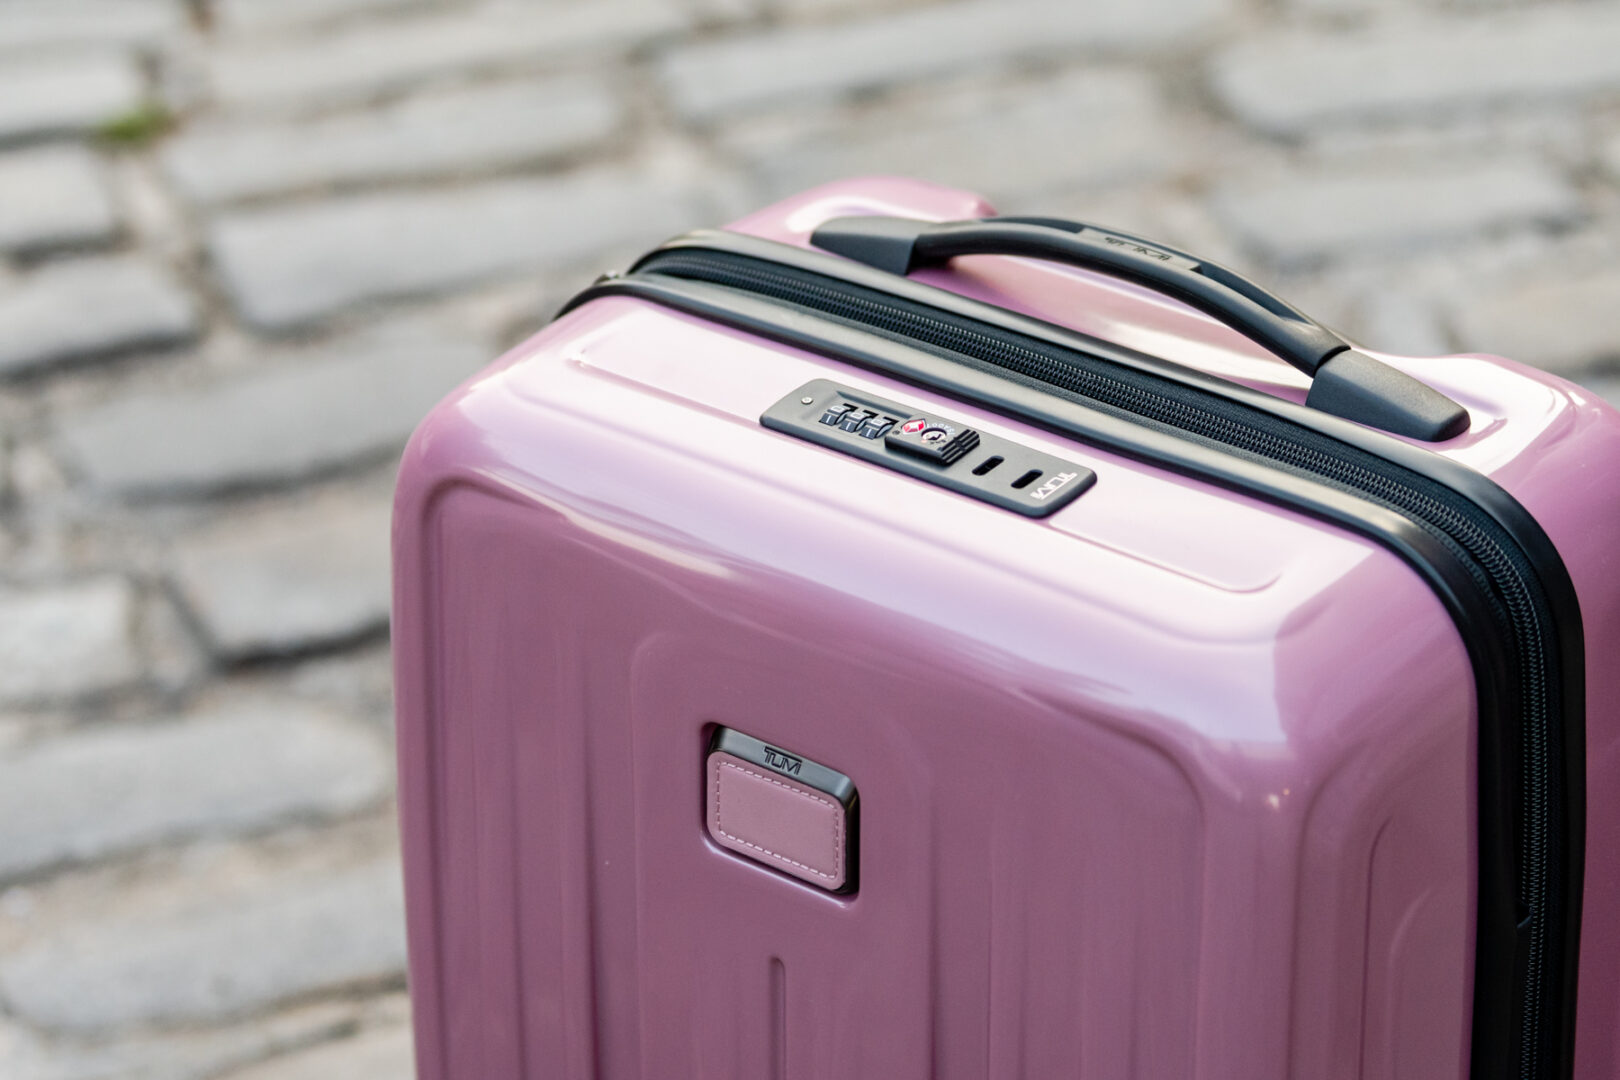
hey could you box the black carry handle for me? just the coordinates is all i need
[810,215,1469,442]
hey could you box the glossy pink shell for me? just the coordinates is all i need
[393,178,1620,1079]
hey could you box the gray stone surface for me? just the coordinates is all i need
[1354,287,1452,359]
[687,0,763,19]
[0,698,390,881]
[0,52,146,144]
[658,0,1224,120]
[0,257,198,376]
[0,0,186,54]
[209,168,700,328]
[0,578,141,707]
[1602,130,1620,184]
[0,145,120,255]
[0,862,405,1031]
[729,68,1176,204]
[1286,0,1397,12]
[213,0,422,34]
[769,0,911,14]
[165,77,622,205]
[206,1,684,111]
[1210,158,1579,269]
[1210,8,1620,135]
[137,588,213,694]
[173,489,393,658]
[282,643,396,729]
[1449,269,1620,375]
[0,1002,369,1080]
[0,1019,54,1080]
[220,1025,413,1080]
[54,323,482,495]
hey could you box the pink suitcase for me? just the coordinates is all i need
[391,178,1620,1080]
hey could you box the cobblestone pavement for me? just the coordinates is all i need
[2,0,1619,1076]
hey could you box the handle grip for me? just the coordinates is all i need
[810,215,1468,442]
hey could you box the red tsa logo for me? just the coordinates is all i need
[901,418,928,434]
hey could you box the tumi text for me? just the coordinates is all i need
[762,747,803,776]
[1030,471,1081,501]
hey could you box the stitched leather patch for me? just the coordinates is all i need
[706,750,846,890]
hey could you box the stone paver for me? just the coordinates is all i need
[0,861,405,1031]
[1597,130,1620,188]
[772,0,916,14]
[0,53,146,144]
[54,322,482,495]
[220,1025,413,1080]
[165,77,622,205]
[1210,7,1620,135]
[0,698,389,882]
[206,1,685,111]
[729,68,1177,204]
[659,0,1225,120]
[0,578,141,707]
[0,145,120,255]
[0,1001,373,1080]
[1354,286,1452,359]
[0,257,198,377]
[213,0,424,34]
[173,489,393,658]
[1448,269,1620,376]
[1210,158,1579,269]
[1288,0,1402,12]
[138,588,213,694]
[0,0,187,55]
[209,168,700,328]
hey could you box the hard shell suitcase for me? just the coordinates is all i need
[391,178,1620,1080]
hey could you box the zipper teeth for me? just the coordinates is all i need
[642,250,1557,1080]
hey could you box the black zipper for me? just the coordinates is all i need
[567,244,1582,1080]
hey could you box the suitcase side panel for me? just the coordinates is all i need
[393,300,1478,1079]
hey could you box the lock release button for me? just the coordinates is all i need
[884,416,980,465]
